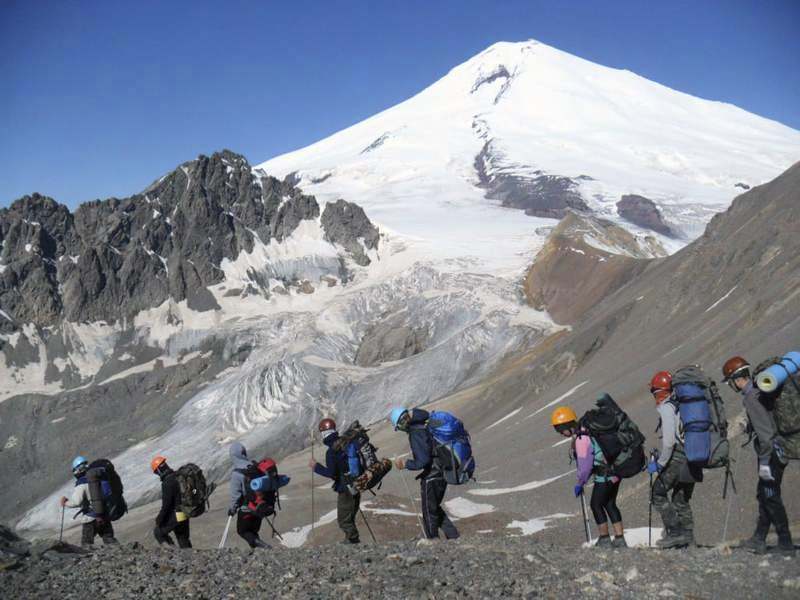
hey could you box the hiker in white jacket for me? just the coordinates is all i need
[59,456,117,546]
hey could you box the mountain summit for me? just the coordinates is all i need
[259,40,800,266]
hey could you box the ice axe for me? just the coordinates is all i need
[579,491,591,545]
[218,515,232,549]
[359,508,377,543]
[648,448,659,547]
[59,505,65,543]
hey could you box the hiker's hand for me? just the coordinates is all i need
[308,458,316,469]
[395,457,406,470]
[573,484,583,497]
[647,461,660,474]
[227,508,237,517]
[59,496,68,507]
[758,464,775,482]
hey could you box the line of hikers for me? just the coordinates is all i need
[57,407,474,548]
[549,351,798,556]
[58,349,797,555]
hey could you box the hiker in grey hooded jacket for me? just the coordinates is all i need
[228,442,251,515]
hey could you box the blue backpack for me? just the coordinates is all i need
[427,410,476,484]
[671,366,729,469]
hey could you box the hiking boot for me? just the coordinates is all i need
[739,535,767,555]
[594,535,611,548]
[657,530,693,549]
[252,539,271,549]
[776,535,796,557]
[339,538,360,545]
[611,536,627,548]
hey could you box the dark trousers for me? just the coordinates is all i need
[80,520,117,546]
[420,474,459,539]
[590,480,622,526]
[337,491,360,542]
[652,456,695,533]
[153,519,192,548]
[755,454,791,541]
[237,513,264,548]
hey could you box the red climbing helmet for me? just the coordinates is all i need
[318,418,336,432]
[649,371,673,405]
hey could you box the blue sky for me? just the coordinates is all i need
[1,0,798,208]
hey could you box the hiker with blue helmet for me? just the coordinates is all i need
[59,456,118,546]
[391,407,459,540]
[308,418,361,544]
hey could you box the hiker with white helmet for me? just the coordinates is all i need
[59,456,119,546]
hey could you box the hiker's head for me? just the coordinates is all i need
[71,456,88,478]
[318,418,337,439]
[722,356,751,392]
[649,370,673,405]
[150,455,168,476]
[390,407,410,432]
[551,406,578,437]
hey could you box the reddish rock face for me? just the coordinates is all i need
[616,194,676,237]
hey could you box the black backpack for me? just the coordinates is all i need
[175,463,214,518]
[580,395,646,478]
[86,459,127,521]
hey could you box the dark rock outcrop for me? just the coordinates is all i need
[355,322,428,367]
[474,142,590,218]
[321,200,380,266]
[616,194,676,237]
[0,151,378,332]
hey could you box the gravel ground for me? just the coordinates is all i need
[2,532,799,599]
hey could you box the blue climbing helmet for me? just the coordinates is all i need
[390,407,408,430]
[71,455,88,474]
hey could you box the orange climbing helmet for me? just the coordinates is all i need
[150,455,167,473]
[551,406,578,427]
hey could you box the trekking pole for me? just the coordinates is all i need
[311,429,316,540]
[59,505,65,543]
[265,516,284,541]
[359,508,377,543]
[218,515,232,549]
[648,448,658,548]
[399,466,426,537]
[721,442,742,544]
[579,491,591,545]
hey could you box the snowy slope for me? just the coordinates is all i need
[259,40,800,270]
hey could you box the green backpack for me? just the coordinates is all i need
[754,358,800,460]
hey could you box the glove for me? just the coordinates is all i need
[395,457,406,470]
[59,496,68,507]
[647,461,660,475]
[227,507,237,517]
[573,484,583,497]
[758,464,775,482]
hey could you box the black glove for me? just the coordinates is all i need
[227,507,237,517]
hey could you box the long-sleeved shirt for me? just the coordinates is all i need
[64,480,94,524]
[229,442,252,511]
[657,401,682,468]
[402,409,435,475]
[313,432,349,493]
[155,467,180,528]
[742,380,778,465]
[574,431,610,485]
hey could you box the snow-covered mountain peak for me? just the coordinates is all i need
[259,40,800,273]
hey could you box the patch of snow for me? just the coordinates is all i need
[468,471,573,496]
[484,407,522,431]
[551,437,571,448]
[705,286,738,312]
[24,243,33,253]
[51,417,67,424]
[0,309,13,322]
[507,513,572,535]
[4,435,18,449]
[280,509,338,548]
[444,497,495,518]
[524,380,590,420]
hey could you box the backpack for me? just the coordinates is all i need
[427,411,476,485]
[333,421,393,492]
[175,463,215,518]
[671,366,729,468]
[85,459,127,521]
[754,355,800,460]
[580,395,645,479]
[238,458,290,517]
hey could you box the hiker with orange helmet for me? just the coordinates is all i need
[722,356,795,555]
[551,405,627,547]
[648,370,699,548]
[151,455,192,548]
[308,418,361,544]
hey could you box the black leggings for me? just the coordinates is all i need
[590,480,622,525]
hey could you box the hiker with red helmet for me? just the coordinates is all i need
[151,455,192,548]
[308,418,361,544]
[648,370,700,548]
[722,356,795,555]
[229,442,285,549]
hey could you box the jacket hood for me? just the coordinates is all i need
[322,432,340,448]
[407,408,430,427]
[230,442,250,469]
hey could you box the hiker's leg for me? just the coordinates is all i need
[153,525,175,546]
[590,481,610,526]
[652,462,679,534]
[175,521,192,549]
[237,513,259,548]
[81,522,95,546]
[761,458,791,543]
[420,476,439,538]
[434,480,459,539]
[673,482,695,537]
[99,520,117,544]
[604,479,622,532]
[337,491,360,542]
